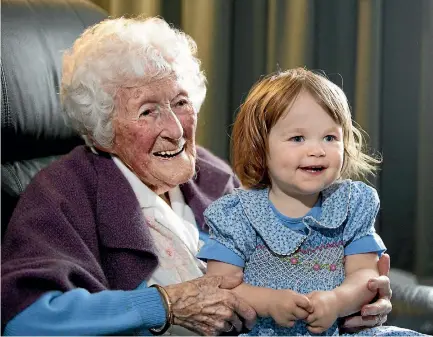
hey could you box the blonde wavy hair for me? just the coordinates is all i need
[232,68,381,189]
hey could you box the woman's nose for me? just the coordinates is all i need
[160,110,184,140]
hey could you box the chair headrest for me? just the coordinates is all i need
[1,0,107,163]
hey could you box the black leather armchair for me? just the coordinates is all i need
[1,0,107,236]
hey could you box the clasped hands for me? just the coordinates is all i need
[266,288,338,333]
[267,275,391,334]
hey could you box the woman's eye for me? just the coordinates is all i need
[139,109,152,117]
[290,136,304,142]
[324,135,336,142]
[174,99,189,108]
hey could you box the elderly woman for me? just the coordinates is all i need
[2,17,391,336]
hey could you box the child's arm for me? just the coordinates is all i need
[305,253,379,333]
[334,252,379,316]
[207,260,313,328]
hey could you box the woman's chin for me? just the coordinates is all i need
[158,158,196,188]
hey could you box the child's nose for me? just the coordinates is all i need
[308,143,326,157]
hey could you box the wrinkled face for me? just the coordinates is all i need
[110,77,197,195]
[267,90,344,198]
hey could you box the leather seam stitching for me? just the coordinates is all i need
[3,164,24,193]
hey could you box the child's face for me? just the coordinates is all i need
[267,90,344,198]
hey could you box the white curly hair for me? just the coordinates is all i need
[61,16,207,148]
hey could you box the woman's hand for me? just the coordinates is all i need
[164,273,257,336]
[267,289,313,328]
[305,290,339,333]
[340,253,393,333]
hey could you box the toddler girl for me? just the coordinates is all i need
[198,68,424,336]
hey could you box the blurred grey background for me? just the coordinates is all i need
[91,0,433,285]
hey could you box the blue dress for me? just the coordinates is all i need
[198,180,424,336]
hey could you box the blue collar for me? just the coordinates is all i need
[235,180,352,255]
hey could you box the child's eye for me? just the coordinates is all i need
[290,136,304,142]
[324,135,336,142]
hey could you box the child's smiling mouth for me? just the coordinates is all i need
[299,166,326,173]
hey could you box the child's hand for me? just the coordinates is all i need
[305,290,339,333]
[268,289,313,328]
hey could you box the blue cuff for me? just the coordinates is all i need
[198,230,210,244]
[4,288,166,336]
[197,239,245,267]
[345,234,386,257]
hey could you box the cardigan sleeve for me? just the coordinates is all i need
[4,287,166,336]
[1,150,157,332]
[1,164,107,330]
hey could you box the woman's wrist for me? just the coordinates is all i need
[148,284,173,335]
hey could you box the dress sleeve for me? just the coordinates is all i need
[343,181,386,255]
[197,193,256,267]
[344,234,386,256]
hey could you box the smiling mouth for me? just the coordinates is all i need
[300,166,326,172]
[153,144,185,158]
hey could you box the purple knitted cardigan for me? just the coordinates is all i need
[1,145,239,327]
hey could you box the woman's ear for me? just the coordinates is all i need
[84,134,115,154]
[95,143,115,154]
